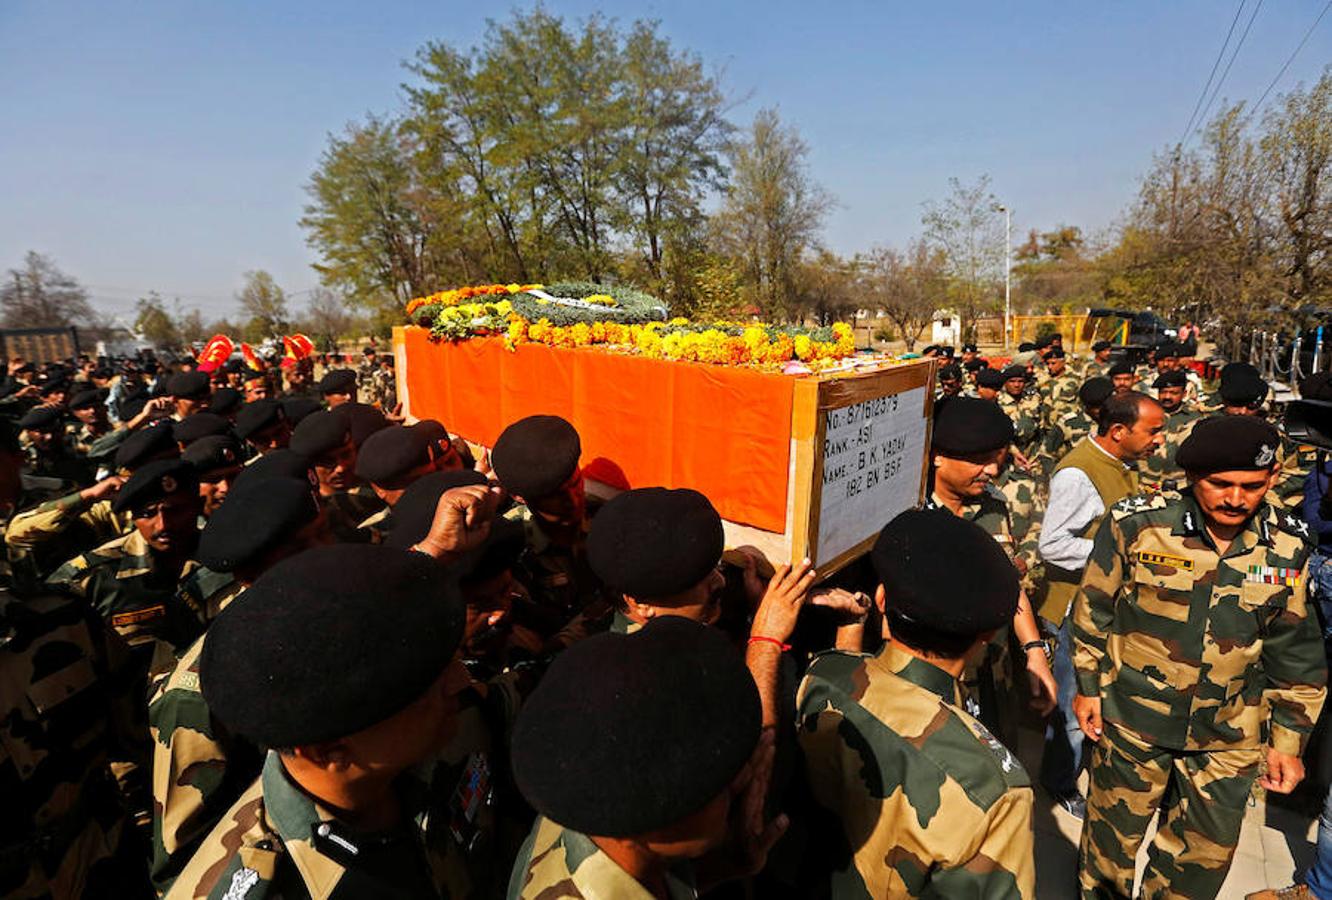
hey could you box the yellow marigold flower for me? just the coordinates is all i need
[794,335,814,360]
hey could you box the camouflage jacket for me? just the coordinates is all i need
[321,485,386,545]
[505,503,604,635]
[796,643,1035,898]
[175,567,243,626]
[148,632,264,895]
[1040,372,1081,424]
[365,368,397,411]
[165,680,525,900]
[993,467,1045,585]
[0,589,150,898]
[6,492,133,589]
[46,531,206,677]
[506,816,696,899]
[998,392,1044,457]
[1081,359,1110,380]
[1038,407,1096,479]
[1139,406,1202,493]
[1071,492,1327,753]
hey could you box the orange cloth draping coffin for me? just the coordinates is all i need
[396,327,794,533]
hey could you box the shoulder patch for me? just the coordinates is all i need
[1110,492,1168,520]
[1278,511,1313,543]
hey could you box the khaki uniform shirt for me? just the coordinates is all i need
[796,643,1035,898]
[507,817,696,900]
[1072,492,1327,754]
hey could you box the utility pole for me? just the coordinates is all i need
[995,204,1011,349]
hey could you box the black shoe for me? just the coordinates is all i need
[1052,790,1086,820]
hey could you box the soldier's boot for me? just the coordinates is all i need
[1138,743,1263,900]
[1078,725,1171,899]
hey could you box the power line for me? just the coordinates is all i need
[1179,0,1248,147]
[1190,0,1265,142]
[1249,0,1332,118]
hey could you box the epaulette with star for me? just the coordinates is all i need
[1276,509,1314,544]
[1110,492,1168,520]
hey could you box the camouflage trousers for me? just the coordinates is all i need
[1078,722,1262,899]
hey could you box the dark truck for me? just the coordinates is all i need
[1085,309,1177,363]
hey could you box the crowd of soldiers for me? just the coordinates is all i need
[3,329,1331,900]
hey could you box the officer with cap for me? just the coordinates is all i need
[166,371,211,421]
[68,386,115,455]
[997,365,1044,458]
[148,475,331,893]
[48,459,206,676]
[1217,363,1310,508]
[1107,360,1136,395]
[1041,346,1080,422]
[353,423,440,537]
[492,415,602,626]
[972,366,1005,401]
[17,404,88,483]
[508,617,784,898]
[182,434,245,517]
[316,367,358,407]
[166,545,486,900]
[927,399,1057,741]
[936,363,963,399]
[1082,341,1114,379]
[289,409,385,542]
[1140,369,1203,494]
[797,508,1035,897]
[234,397,290,455]
[1073,416,1327,899]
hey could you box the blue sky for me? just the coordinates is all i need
[1,1,1328,323]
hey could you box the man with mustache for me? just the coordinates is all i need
[1072,415,1327,899]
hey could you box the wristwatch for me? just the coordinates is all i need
[1022,639,1052,660]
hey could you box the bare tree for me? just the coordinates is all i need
[862,239,946,351]
[0,251,95,328]
[301,287,356,347]
[921,175,1004,341]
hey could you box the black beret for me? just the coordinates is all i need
[1157,343,1180,359]
[588,488,723,598]
[1017,342,1036,352]
[963,358,988,372]
[281,396,323,426]
[491,415,581,499]
[182,434,244,475]
[335,402,388,448]
[1219,364,1267,405]
[1152,370,1188,389]
[1177,416,1282,473]
[920,345,940,355]
[383,469,490,550]
[173,412,231,446]
[1034,333,1056,349]
[208,387,243,416]
[1000,365,1027,381]
[355,425,430,486]
[197,476,320,571]
[39,379,68,397]
[1092,340,1113,352]
[413,419,450,446]
[115,421,180,471]
[68,388,105,410]
[1108,361,1134,377]
[200,545,464,747]
[932,397,1014,455]
[233,448,315,491]
[872,508,1018,635]
[962,343,979,353]
[167,371,211,400]
[235,399,286,440]
[112,458,199,513]
[1079,376,1114,407]
[1046,347,1066,360]
[18,406,64,431]
[289,410,351,458]
[976,368,1005,389]
[317,368,358,395]
[937,346,955,357]
[938,364,962,381]
[511,617,760,837]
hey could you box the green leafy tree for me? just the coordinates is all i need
[134,292,181,348]
[236,270,289,340]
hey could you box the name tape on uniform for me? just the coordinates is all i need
[1137,551,1194,572]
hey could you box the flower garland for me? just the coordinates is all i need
[407,283,857,371]
[406,283,541,316]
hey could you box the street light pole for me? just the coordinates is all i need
[996,204,1011,350]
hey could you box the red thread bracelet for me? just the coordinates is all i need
[748,635,791,652]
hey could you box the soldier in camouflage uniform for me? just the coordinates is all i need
[1039,376,1112,480]
[797,509,1035,898]
[47,460,205,679]
[1218,363,1312,509]
[67,388,115,458]
[509,617,778,899]
[0,587,152,898]
[167,544,506,900]
[1081,340,1114,380]
[997,365,1046,459]
[17,406,89,485]
[925,399,1057,750]
[1072,416,1327,899]
[1139,369,1202,495]
[1041,347,1082,425]
[289,409,386,543]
